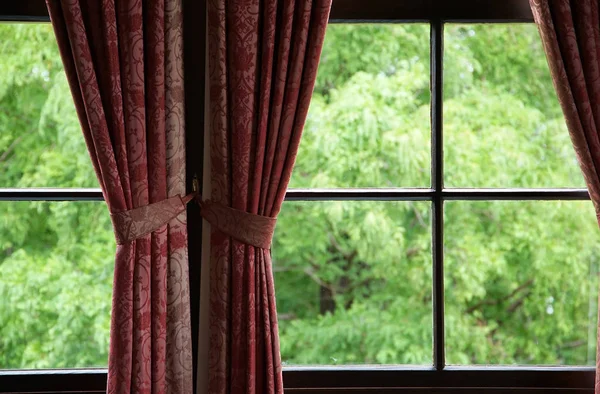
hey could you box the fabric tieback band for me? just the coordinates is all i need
[110,193,276,248]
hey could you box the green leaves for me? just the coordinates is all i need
[0,202,114,368]
[0,24,113,369]
[1,21,598,370]
[276,23,599,367]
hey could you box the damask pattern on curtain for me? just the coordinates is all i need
[530,0,600,392]
[206,0,332,393]
[46,1,192,393]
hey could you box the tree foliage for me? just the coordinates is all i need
[0,24,113,368]
[0,23,598,369]
[276,24,599,366]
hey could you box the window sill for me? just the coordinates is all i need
[0,368,107,393]
[0,366,594,393]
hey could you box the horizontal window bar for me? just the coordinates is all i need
[0,188,589,202]
[285,188,590,201]
[330,0,533,22]
[0,2,50,22]
[0,188,104,201]
[442,188,590,200]
[285,389,592,393]
[1,0,534,23]
[0,367,594,392]
[283,366,595,389]
[285,188,434,201]
[0,369,107,393]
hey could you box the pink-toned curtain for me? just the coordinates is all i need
[46,1,192,393]
[530,0,600,391]
[206,0,332,392]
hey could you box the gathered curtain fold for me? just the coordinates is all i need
[530,0,600,391]
[46,0,192,393]
[205,0,332,392]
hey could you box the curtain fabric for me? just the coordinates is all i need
[46,1,192,393]
[530,0,600,391]
[206,0,331,392]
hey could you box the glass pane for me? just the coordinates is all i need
[444,24,585,188]
[0,202,114,369]
[274,201,432,365]
[445,201,599,365]
[290,24,431,188]
[0,24,97,188]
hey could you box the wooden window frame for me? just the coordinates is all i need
[0,1,595,393]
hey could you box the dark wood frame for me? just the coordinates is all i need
[0,0,535,23]
[0,0,596,393]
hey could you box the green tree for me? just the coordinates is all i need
[0,22,598,370]
[276,24,599,366]
[0,24,114,368]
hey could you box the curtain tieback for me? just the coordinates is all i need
[110,192,276,249]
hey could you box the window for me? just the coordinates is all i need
[275,23,433,366]
[0,21,114,371]
[0,3,204,392]
[1,1,596,393]
[278,2,596,393]
[274,22,599,372]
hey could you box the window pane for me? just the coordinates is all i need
[274,201,432,365]
[444,24,585,188]
[445,201,599,365]
[290,24,431,188]
[0,202,114,369]
[0,24,97,188]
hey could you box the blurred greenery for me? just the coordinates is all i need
[0,22,598,369]
[277,23,598,366]
[0,24,113,368]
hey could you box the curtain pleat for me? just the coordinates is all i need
[206,0,332,393]
[531,1,600,392]
[46,1,192,393]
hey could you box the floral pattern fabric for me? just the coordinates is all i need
[206,0,332,393]
[111,194,193,245]
[196,197,277,249]
[531,0,600,391]
[46,0,192,393]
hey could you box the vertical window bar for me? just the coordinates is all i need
[431,18,445,371]
[183,0,207,390]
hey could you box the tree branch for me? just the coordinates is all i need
[303,266,337,296]
[411,205,427,229]
[559,339,586,350]
[278,313,297,321]
[465,278,534,314]
[327,231,356,261]
[0,132,30,163]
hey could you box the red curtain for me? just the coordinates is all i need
[531,0,600,391]
[46,1,192,393]
[206,0,332,392]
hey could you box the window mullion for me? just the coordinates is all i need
[431,18,445,371]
